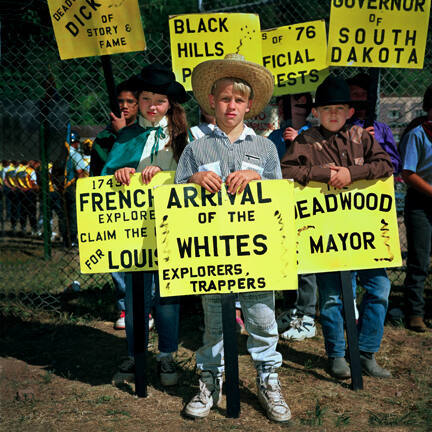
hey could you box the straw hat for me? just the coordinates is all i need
[191,53,274,119]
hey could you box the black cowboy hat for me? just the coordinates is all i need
[312,75,353,108]
[138,64,189,103]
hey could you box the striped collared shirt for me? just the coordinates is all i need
[175,124,282,184]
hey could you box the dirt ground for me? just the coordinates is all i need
[1,294,432,432]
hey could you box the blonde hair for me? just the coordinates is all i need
[211,78,253,100]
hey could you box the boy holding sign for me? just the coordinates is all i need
[281,75,394,379]
[175,54,291,422]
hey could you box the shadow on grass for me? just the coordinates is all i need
[277,343,341,385]
[0,313,126,386]
[0,312,197,400]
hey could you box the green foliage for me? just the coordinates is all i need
[140,0,198,33]
[300,400,328,426]
[95,395,113,404]
[368,410,417,426]
[105,409,131,417]
[41,370,54,385]
[335,412,351,426]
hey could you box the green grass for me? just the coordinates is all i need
[300,400,327,426]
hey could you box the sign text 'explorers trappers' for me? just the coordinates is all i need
[154,180,298,297]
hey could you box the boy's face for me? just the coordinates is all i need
[117,91,139,122]
[209,80,252,132]
[312,104,354,132]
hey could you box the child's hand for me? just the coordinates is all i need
[329,166,351,189]
[365,126,375,137]
[142,165,162,185]
[226,170,261,195]
[115,167,135,185]
[110,112,126,132]
[189,171,222,193]
[283,127,298,142]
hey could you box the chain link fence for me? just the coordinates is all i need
[1,0,431,315]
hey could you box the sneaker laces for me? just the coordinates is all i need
[292,316,314,331]
[191,379,212,405]
[262,376,286,407]
[290,317,304,331]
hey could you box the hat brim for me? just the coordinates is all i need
[191,58,274,120]
[138,80,190,104]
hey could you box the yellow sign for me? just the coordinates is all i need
[154,181,298,297]
[76,172,175,274]
[47,0,146,60]
[327,0,431,68]
[169,13,262,91]
[295,178,402,274]
[262,20,329,95]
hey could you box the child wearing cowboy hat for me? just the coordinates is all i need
[175,54,291,422]
[281,75,394,380]
[101,63,189,388]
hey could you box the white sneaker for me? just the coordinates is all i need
[276,308,297,333]
[280,315,316,341]
[257,373,291,422]
[114,311,126,330]
[149,314,154,331]
[184,371,222,418]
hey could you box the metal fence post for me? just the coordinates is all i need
[39,117,51,260]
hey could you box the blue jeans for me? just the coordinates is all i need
[316,269,390,358]
[124,271,180,357]
[111,272,126,312]
[283,273,317,317]
[404,188,432,317]
[196,292,282,376]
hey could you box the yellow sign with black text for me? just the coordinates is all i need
[327,0,431,68]
[262,20,329,95]
[47,0,146,60]
[169,13,262,91]
[154,181,298,297]
[76,172,175,274]
[295,178,402,273]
